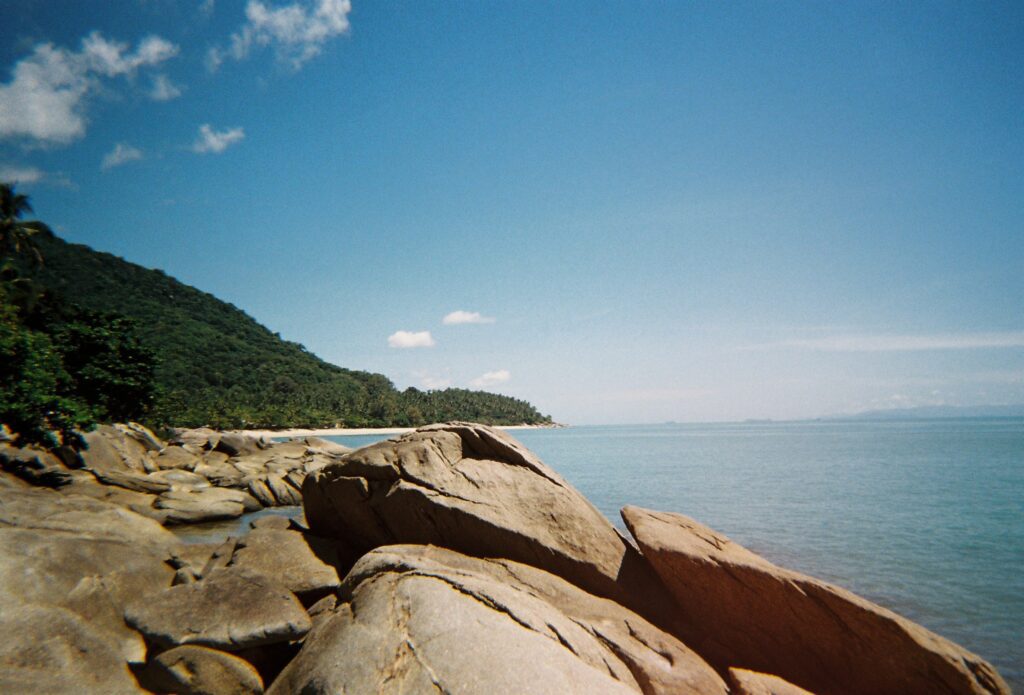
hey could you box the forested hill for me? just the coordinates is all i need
[26,235,552,429]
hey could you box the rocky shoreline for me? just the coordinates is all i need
[0,422,1010,694]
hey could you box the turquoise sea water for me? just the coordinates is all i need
[329,419,1023,688]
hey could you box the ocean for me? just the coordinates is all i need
[330,419,1024,688]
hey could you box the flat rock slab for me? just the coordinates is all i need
[228,528,343,601]
[621,506,1009,695]
[268,544,726,695]
[125,567,311,651]
[728,668,814,695]
[303,422,676,624]
[139,645,264,695]
[0,604,145,694]
[156,487,260,524]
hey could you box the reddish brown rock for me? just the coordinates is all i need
[729,669,814,695]
[621,506,1009,695]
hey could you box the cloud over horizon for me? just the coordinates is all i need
[443,310,495,325]
[192,124,245,154]
[470,369,511,388]
[742,331,1024,353]
[0,32,178,145]
[388,330,435,348]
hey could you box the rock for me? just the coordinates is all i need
[0,491,177,668]
[0,445,73,486]
[139,645,264,695]
[194,460,246,487]
[154,445,201,471]
[268,544,726,695]
[283,470,305,491]
[0,486,180,550]
[728,669,814,695]
[91,468,172,494]
[80,424,156,474]
[215,432,266,457]
[246,476,276,506]
[229,528,345,601]
[156,487,260,524]
[296,436,351,455]
[171,427,220,449]
[59,473,165,522]
[265,472,301,506]
[0,604,145,694]
[250,515,291,530]
[125,567,312,651]
[201,537,239,577]
[302,422,676,624]
[149,468,211,488]
[621,506,1010,695]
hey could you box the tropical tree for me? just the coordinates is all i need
[1,182,52,267]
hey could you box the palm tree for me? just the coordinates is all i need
[1,182,52,266]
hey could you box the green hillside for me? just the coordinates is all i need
[24,235,551,429]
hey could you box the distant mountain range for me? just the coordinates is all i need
[833,404,1024,421]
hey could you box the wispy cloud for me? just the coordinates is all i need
[443,310,495,325]
[0,164,44,183]
[0,32,178,145]
[101,143,143,171]
[741,331,1024,353]
[192,124,245,154]
[211,0,352,71]
[420,375,451,389]
[388,330,435,349]
[150,74,182,101]
[470,369,511,388]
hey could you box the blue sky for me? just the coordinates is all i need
[2,1,1022,424]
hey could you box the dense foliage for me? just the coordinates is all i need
[19,233,551,429]
[1,183,159,447]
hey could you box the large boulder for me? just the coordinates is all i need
[621,506,1009,695]
[156,487,260,524]
[728,669,813,695]
[302,423,675,623]
[80,423,162,474]
[0,486,180,550]
[228,527,345,602]
[0,604,145,694]
[0,445,73,487]
[268,544,727,695]
[138,645,264,695]
[125,567,312,651]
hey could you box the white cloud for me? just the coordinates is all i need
[192,124,245,154]
[470,369,511,388]
[443,310,495,325]
[0,32,178,145]
[222,0,352,69]
[101,143,143,171]
[387,330,435,349]
[742,331,1024,353]
[150,74,182,101]
[0,164,44,183]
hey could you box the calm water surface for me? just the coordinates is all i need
[193,419,1021,686]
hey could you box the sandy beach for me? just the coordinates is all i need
[234,423,562,439]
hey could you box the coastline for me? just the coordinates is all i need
[233,423,564,439]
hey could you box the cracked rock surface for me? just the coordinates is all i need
[268,544,727,695]
[302,422,676,625]
[621,505,1010,695]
